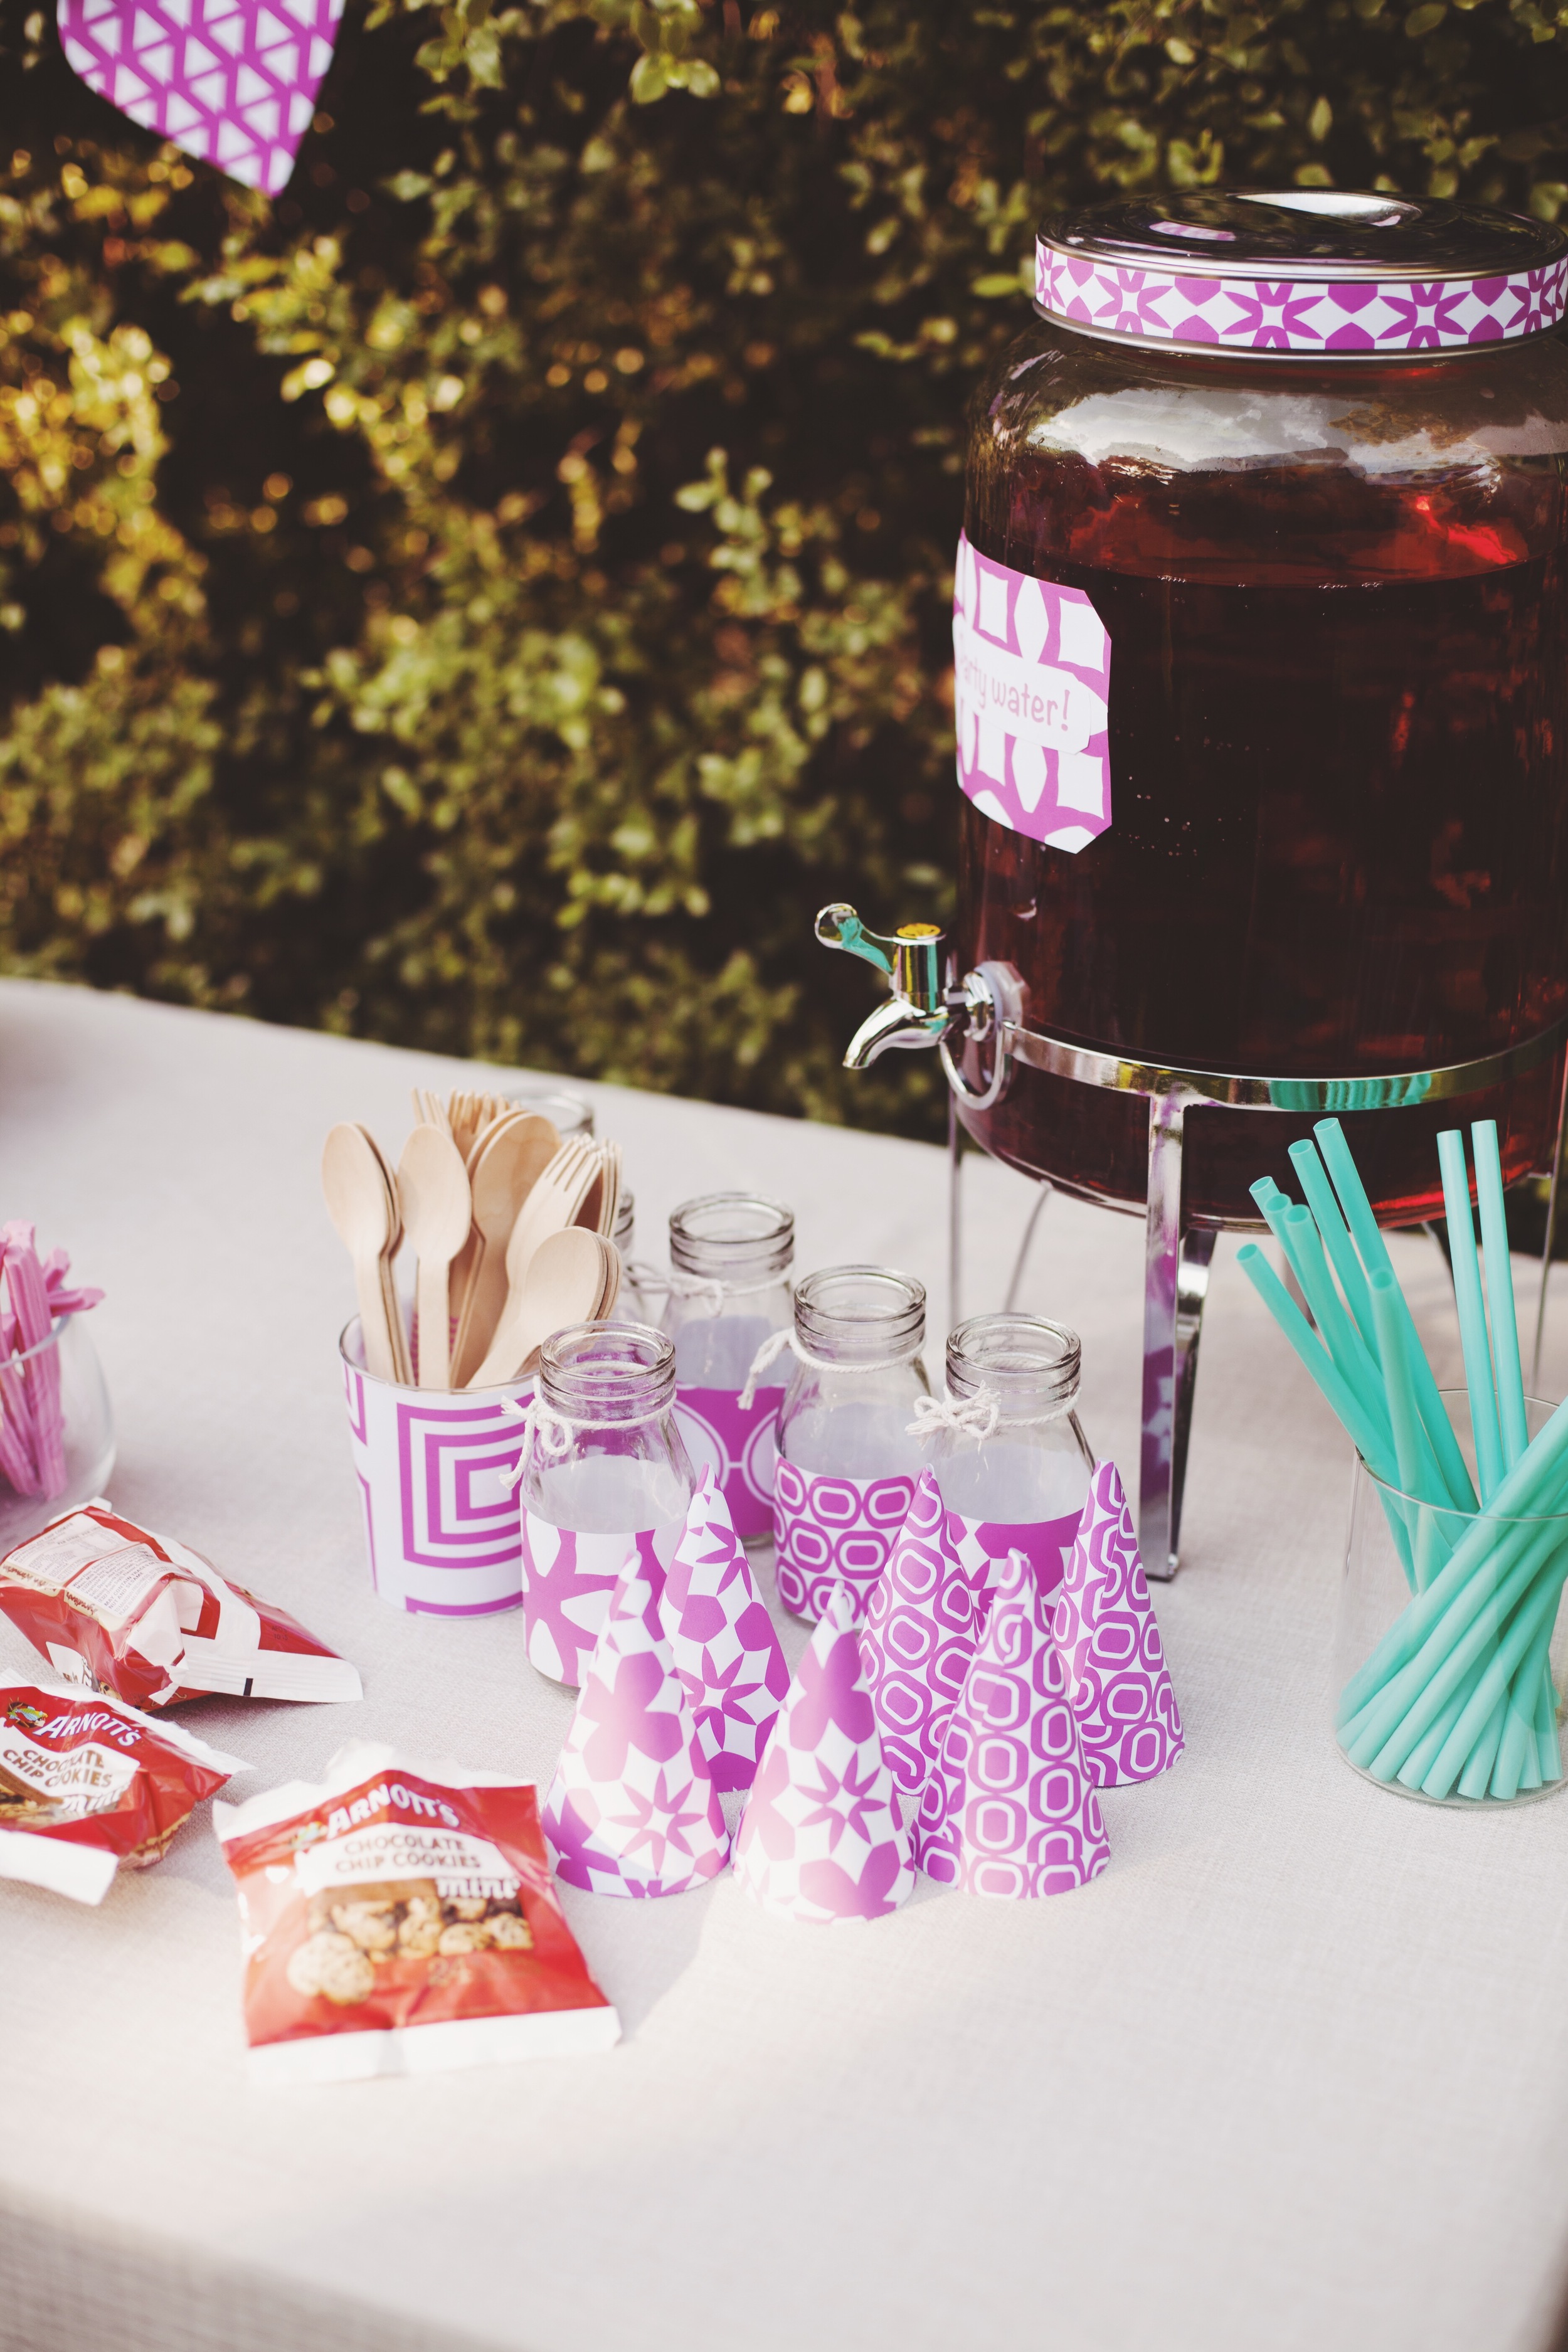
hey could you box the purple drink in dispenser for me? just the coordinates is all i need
[818,190,1568,1577]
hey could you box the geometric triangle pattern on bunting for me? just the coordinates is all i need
[58,0,343,196]
[1052,1459,1184,1788]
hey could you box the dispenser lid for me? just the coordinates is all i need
[1036,190,1568,359]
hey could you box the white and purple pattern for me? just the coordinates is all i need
[953,530,1113,856]
[945,1494,1086,1614]
[59,0,342,197]
[519,1517,679,1688]
[340,1320,532,1618]
[1053,1460,1184,1788]
[734,1582,913,1926]
[543,1547,729,1899]
[661,1469,788,1794]
[1037,238,1568,354]
[771,1456,918,1623]
[859,1468,978,1804]
[921,1549,1110,1899]
[673,1382,783,1541]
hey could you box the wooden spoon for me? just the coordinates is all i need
[470,1227,610,1389]
[322,1124,400,1383]
[398,1124,472,1389]
[450,1112,561,1384]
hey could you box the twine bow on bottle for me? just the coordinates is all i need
[906,1387,1001,1443]
[738,1325,797,1410]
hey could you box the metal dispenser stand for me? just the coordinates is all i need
[818,904,1568,1581]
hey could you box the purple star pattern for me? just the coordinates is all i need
[660,1469,787,1793]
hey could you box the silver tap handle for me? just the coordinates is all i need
[815,903,893,978]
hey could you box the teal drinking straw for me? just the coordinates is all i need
[1473,1120,1529,1469]
[1315,1119,1479,1514]
[1235,1244,1402,1487]
[1287,1139,1380,1364]
[1366,1271,1454,1591]
[1436,1128,1504,1503]
[1249,1182,1392,1444]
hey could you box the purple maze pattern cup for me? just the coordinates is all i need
[734,1582,913,1926]
[919,1549,1110,1900]
[58,0,344,196]
[661,1470,788,1795]
[543,1547,729,1900]
[341,1325,532,1618]
[674,1384,783,1542]
[771,1458,918,1623]
[859,1468,980,1809]
[519,1518,679,1688]
[1053,1459,1184,1788]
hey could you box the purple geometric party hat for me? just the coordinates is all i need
[660,1467,788,1794]
[918,1548,1110,1899]
[1052,1459,1184,1788]
[733,1581,913,1926]
[58,0,344,198]
[542,1544,729,1899]
[859,1466,982,1808]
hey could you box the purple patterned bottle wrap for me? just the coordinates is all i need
[58,0,345,198]
[946,1501,1088,1617]
[518,1518,681,1687]
[771,1458,918,1624]
[673,1384,783,1540]
[340,1322,532,1618]
[1037,236,1568,355]
[953,532,1112,857]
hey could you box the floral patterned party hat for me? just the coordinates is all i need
[734,1581,913,1925]
[660,1468,788,1794]
[543,1544,729,1899]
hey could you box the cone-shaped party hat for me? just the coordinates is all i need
[918,1548,1110,1898]
[860,1467,982,1807]
[543,1545,729,1897]
[660,1468,788,1794]
[1053,1460,1184,1787]
[734,1582,913,1925]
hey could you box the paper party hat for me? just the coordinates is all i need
[660,1468,788,1794]
[919,1548,1110,1899]
[734,1582,913,1925]
[58,0,344,198]
[860,1466,981,1807]
[1053,1460,1184,1787]
[543,1545,729,1899]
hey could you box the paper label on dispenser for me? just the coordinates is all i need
[952,531,1113,855]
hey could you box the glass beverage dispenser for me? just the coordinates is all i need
[819,190,1568,1577]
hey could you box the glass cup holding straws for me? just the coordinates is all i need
[1241,1115,1568,1808]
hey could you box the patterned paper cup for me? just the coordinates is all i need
[339,1318,532,1616]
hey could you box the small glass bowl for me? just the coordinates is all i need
[0,1315,116,1553]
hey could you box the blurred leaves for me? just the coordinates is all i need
[2,0,1568,1133]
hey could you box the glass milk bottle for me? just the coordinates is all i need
[772,1266,930,1621]
[926,1313,1093,1604]
[514,1321,694,1685]
[662,1193,794,1542]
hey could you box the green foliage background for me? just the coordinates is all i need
[3,0,1568,1133]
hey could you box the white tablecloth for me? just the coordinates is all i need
[1,977,1566,2352]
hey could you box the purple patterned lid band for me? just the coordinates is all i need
[1037,238,1568,356]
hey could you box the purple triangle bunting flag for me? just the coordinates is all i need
[58,0,344,196]
[734,1582,913,1926]
[660,1467,788,1794]
[1053,1459,1184,1787]
[542,1544,729,1899]
[919,1548,1110,1899]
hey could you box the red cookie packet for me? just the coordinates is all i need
[0,1682,243,1904]
[0,1502,362,1710]
[215,1741,621,2084]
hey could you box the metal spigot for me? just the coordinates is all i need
[815,906,951,1066]
[815,903,1019,1110]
